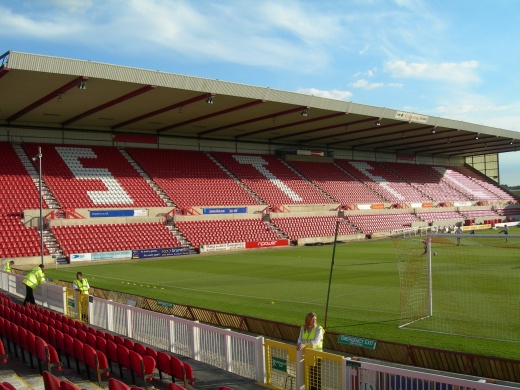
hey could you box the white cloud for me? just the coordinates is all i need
[350,79,384,90]
[296,88,353,101]
[353,69,377,78]
[48,0,93,13]
[0,5,87,38]
[385,60,480,84]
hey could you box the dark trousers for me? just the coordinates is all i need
[24,285,35,306]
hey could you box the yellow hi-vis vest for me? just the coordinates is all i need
[4,263,11,273]
[23,267,45,289]
[73,278,90,294]
[301,325,324,350]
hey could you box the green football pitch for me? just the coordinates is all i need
[46,229,520,361]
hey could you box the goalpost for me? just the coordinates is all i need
[393,232,520,343]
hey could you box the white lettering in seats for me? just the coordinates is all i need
[56,147,133,205]
[233,155,303,202]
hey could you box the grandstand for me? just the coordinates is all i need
[0,51,519,265]
[1,50,520,389]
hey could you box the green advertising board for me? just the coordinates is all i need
[338,335,377,349]
[156,300,174,309]
[271,356,287,372]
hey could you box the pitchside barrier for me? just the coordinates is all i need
[0,269,519,389]
[264,339,348,390]
[0,270,66,313]
[89,295,266,382]
[65,288,89,322]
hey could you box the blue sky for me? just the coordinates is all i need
[1,0,519,185]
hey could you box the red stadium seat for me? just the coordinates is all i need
[129,350,155,388]
[35,336,62,374]
[83,344,110,386]
[133,342,147,358]
[108,378,130,390]
[0,338,7,364]
[43,371,61,390]
[116,344,131,380]
[183,361,195,387]
[59,381,82,390]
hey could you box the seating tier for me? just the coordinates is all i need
[126,148,258,207]
[0,142,44,216]
[0,217,49,258]
[211,152,332,205]
[335,160,430,203]
[381,162,470,202]
[51,222,180,257]
[286,160,385,204]
[421,165,501,201]
[175,219,279,249]
[271,216,358,242]
[344,213,420,234]
[22,144,165,209]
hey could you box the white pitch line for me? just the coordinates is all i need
[78,272,397,314]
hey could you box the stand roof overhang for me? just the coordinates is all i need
[1,51,519,157]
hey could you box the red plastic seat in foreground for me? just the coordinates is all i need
[43,370,61,390]
[108,378,131,390]
[59,380,82,390]
[129,350,155,389]
[83,344,110,386]
[183,361,195,387]
[35,336,62,374]
[0,339,7,364]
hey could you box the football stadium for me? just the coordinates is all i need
[1,51,520,389]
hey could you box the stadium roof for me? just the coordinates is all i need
[1,50,519,158]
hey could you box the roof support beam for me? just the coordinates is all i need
[286,117,376,145]
[112,93,211,130]
[62,85,156,126]
[250,112,347,141]
[0,67,10,80]
[198,100,289,136]
[157,100,265,134]
[7,76,89,123]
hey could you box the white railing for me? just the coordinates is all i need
[89,296,265,382]
[0,270,66,313]
[354,360,517,390]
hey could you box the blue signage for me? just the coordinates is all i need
[92,250,132,260]
[89,210,146,218]
[203,207,247,215]
[132,246,190,259]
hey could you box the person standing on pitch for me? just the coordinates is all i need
[3,260,14,273]
[501,224,509,243]
[73,272,90,294]
[297,312,324,390]
[23,264,45,306]
[420,237,431,257]
[455,226,463,246]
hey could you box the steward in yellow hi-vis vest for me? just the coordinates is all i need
[3,261,14,273]
[297,312,325,351]
[23,264,45,306]
[73,272,90,294]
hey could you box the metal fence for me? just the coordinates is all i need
[0,270,66,313]
[88,296,265,382]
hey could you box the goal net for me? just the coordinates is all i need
[393,233,520,343]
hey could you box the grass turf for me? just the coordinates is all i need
[46,228,520,361]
